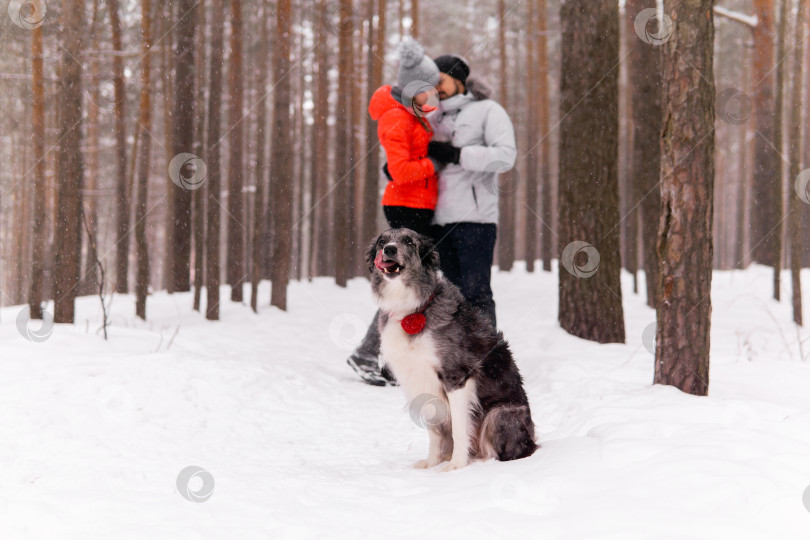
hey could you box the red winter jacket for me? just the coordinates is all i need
[368,85,438,210]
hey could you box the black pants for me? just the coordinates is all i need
[354,206,435,361]
[431,222,498,328]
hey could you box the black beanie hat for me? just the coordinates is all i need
[434,55,470,86]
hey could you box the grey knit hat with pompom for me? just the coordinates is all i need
[396,38,439,92]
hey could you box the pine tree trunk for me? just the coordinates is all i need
[537,0,552,273]
[411,0,419,38]
[109,0,130,295]
[53,0,86,324]
[655,0,715,397]
[524,0,539,273]
[228,0,246,302]
[270,0,294,309]
[751,0,778,268]
[205,0,226,320]
[251,0,270,312]
[312,0,333,278]
[626,0,662,308]
[558,0,625,344]
[333,0,354,288]
[135,0,153,320]
[192,0,207,312]
[788,0,806,325]
[363,0,384,263]
[497,0,516,273]
[29,24,46,319]
[171,0,198,293]
[771,0,789,300]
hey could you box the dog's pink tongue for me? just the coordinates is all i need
[374,250,397,270]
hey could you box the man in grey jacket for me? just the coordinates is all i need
[426,55,517,328]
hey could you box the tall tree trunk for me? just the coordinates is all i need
[788,0,807,325]
[558,0,625,344]
[655,0,715,397]
[751,0,778,269]
[525,0,539,273]
[171,0,198,293]
[206,0,226,320]
[497,0,516,272]
[251,0,271,312]
[626,0,663,308]
[228,0,246,302]
[363,0,385,262]
[192,0,207,312]
[110,0,130,295]
[29,24,46,319]
[312,0,332,278]
[135,0,153,320]
[537,0,552,273]
[53,0,86,324]
[771,0,789,300]
[270,0,293,309]
[334,0,354,288]
[411,0,419,38]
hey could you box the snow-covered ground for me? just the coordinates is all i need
[2,263,810,539]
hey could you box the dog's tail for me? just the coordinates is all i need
[478,404,538,461]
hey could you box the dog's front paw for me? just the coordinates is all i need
[439,457,468,472]
[413,457,442,469]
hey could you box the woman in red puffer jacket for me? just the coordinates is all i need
[367,38,440,237]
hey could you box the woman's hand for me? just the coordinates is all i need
[428,141,461,165]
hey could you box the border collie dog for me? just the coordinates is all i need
[367,228,537,471]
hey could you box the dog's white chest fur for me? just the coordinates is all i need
[379,316,444,402]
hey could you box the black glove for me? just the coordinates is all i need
[428,141,461,165]
[382,162,393,182]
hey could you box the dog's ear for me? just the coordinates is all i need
[419,237,440,270]
[366,235,380,273]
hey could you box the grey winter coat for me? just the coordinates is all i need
[428,79,517,226]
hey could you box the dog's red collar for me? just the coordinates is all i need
[401,293,437,335]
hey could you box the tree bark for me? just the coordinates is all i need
[251,0,271,312]
[751,0,779,269]
[271,0,294,309]
[497,0,516,273]
[205,0,226,320]
[171,0,198,293]
[558,0,625,344]
[525,0,539,273]
[333,0,354,288]
[29,24,46,319]
[788,0,806,325]
[135,0,153,320]
[53,0,86,324]
[312,0,333,278]
[655,0,715,397]
[109,0,130,295]
[192,0,207,312]
[228,0,246,302]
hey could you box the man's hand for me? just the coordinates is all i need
[428,141,461,165]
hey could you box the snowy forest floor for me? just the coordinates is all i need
[2,263,810,539]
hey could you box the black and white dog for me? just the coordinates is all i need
[367,228,537,471]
